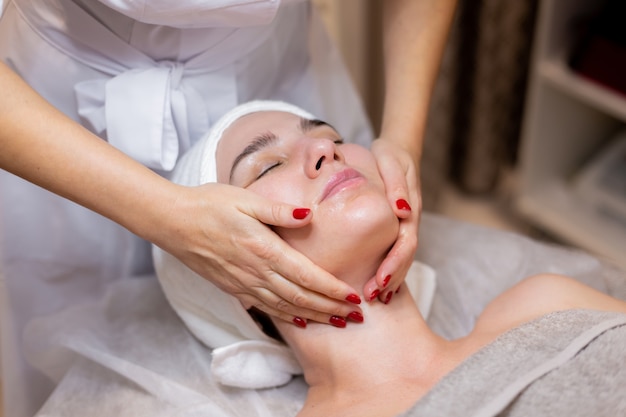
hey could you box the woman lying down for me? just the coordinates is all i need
[152,101,626,417]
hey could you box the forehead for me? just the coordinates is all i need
[224,111,299,143]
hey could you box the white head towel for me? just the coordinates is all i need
[171,100,315,187]
[152,101,436,390]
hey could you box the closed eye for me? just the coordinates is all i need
[256,161,282,180]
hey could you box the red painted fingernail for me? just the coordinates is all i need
[382,275,391,288]
[395,286,401,294]
[384,291,393,305]
[368,289,380,302]
[348,311,364,323]
[293,317,307,328]
[346,293,362,304]
[292,208,311,219]
[329,316,347,328]
[396,199,411,211]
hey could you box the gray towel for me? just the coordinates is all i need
[400,309,626,417]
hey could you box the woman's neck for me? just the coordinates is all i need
[276,262,461,416]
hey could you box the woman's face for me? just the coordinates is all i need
[216,111,398,274]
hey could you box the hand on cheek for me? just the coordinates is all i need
[366,139,421,304]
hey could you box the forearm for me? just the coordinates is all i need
[380,0,457,163]
[0,62,177,243]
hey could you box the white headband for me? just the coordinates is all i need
[170,100,315,187]
[153,101,315,389]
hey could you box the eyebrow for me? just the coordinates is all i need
[228,117,334,182]
[300,118,334,133]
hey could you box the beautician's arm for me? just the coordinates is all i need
[367,0,457,301]
[0,62,361,326]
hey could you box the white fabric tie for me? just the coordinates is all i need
[75,62,207,171]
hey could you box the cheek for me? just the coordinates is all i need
[278,193,399,270]
[331,195,398,240]
[248,177,308,206]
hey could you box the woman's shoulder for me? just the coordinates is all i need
[471,273,626,338]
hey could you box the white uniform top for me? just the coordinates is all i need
[0,1,372,415]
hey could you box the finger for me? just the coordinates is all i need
[377,156,410,207]
[250,235,362,307]
[362,218,418,303]
[240,293,313,328]
[384,167,419,221]
[363,276,383,303]
[378,220,418,283]
[263,269,363,319]
[241,288,360,328]
[244,194,315,229]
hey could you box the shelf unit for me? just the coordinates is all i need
[516,0,626,270]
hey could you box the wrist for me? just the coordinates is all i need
[376,127,423,164]
[129,179,186,249]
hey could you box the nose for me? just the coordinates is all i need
[304,138,344,178]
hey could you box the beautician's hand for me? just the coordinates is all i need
[362,0,456,303]
[159,183,363,328]
[365,138,420,304]
[0,62,361,329]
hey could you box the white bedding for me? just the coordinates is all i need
[25,213,626,417]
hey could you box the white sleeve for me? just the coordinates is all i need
[90,0,282,28]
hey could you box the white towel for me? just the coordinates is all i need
[152,101,437,389]
[171,100,315,187]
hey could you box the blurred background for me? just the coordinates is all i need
[2,1,625,414]
[314,0,626,271]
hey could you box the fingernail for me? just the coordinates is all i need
[382,275,391,288]
[292,208,311,219]
[368,289,380,302]
[293,317,307,328]
[346,293,362,304]
[329,315,347,328]
[395,286,401,294]
[348,311,364,323]
[396,199,411,211]
[384,291,393,305]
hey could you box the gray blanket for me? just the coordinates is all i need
[401,309,626,417]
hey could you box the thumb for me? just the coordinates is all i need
[378,163,412,220]
[247,196,313,228]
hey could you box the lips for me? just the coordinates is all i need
[320,168,365,201]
